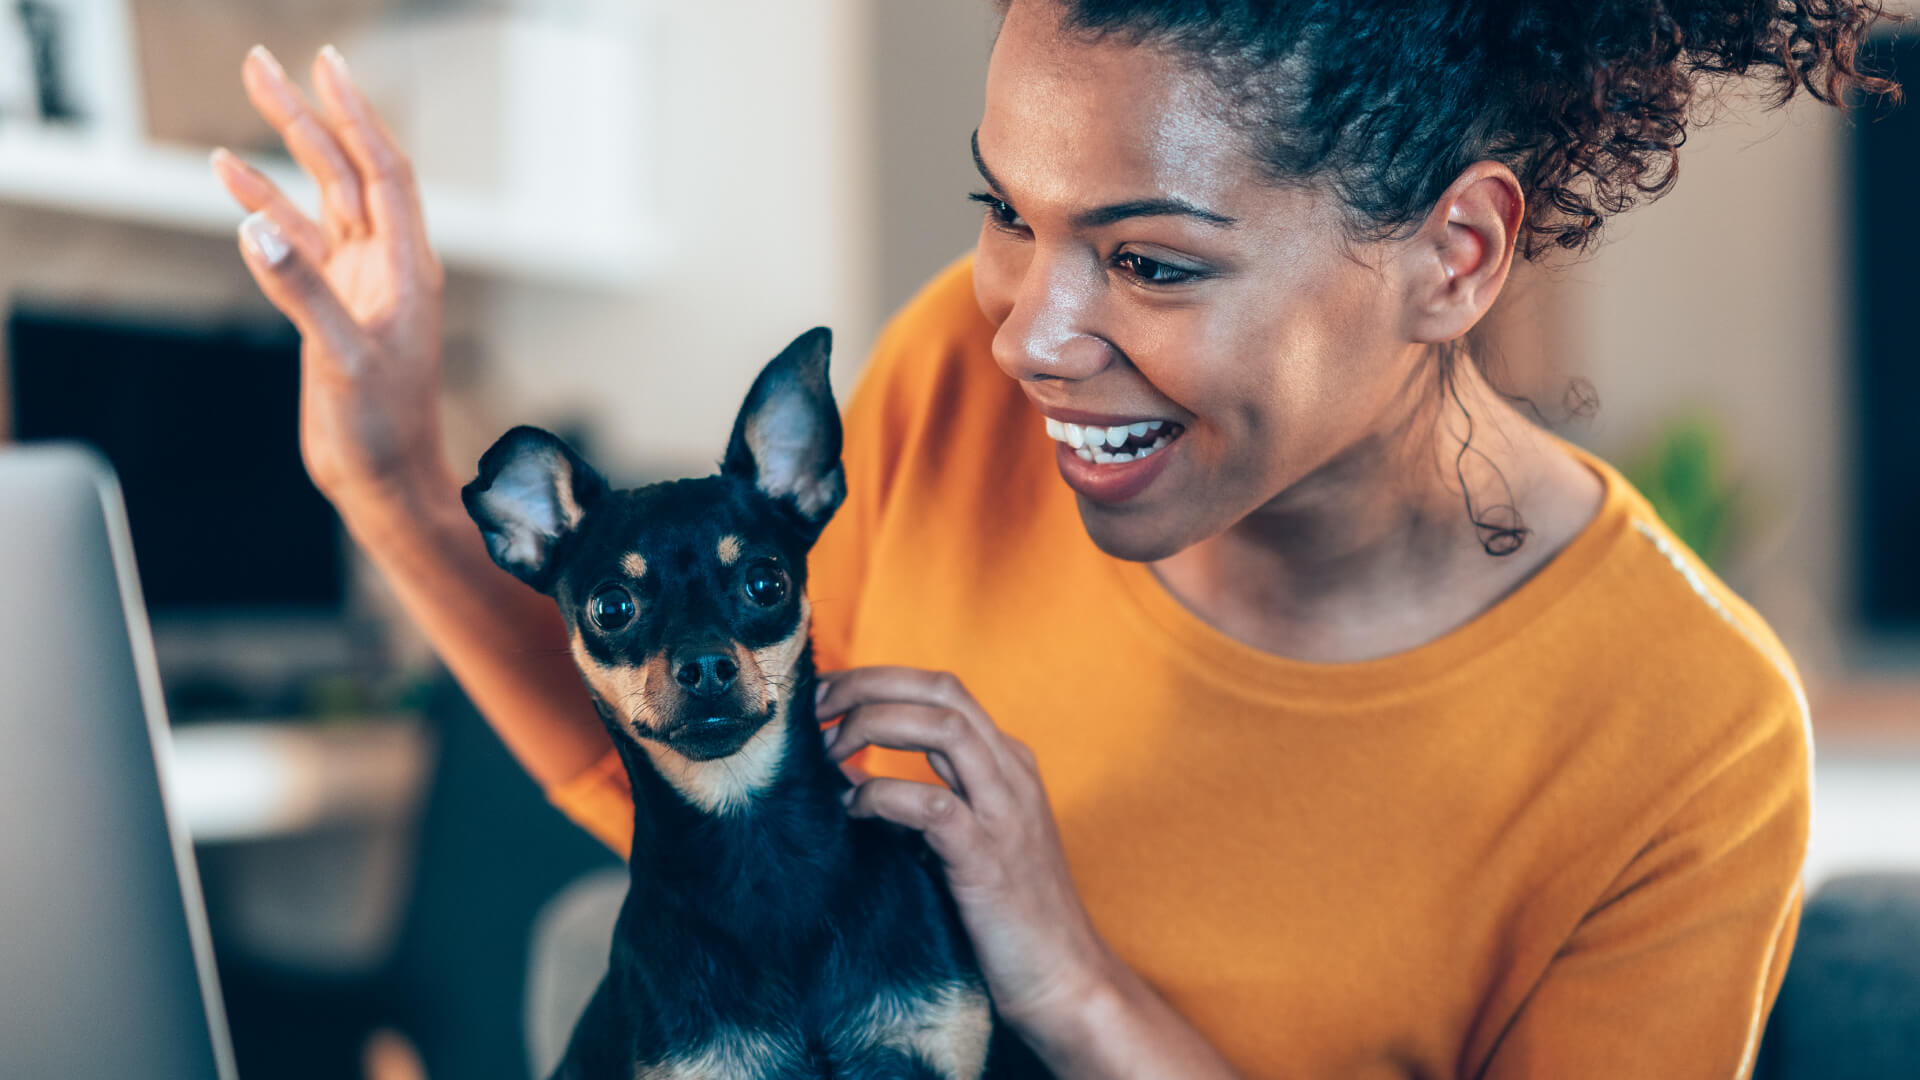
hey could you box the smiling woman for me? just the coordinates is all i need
[215,1,1901,1078]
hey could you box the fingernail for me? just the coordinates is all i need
[821,723,839,750]
[320,43,350,79]
[209,147,232,170]
[840,787,857,807]
[248,44,285,78]
[240,211,290,266]
[814,680,831,708]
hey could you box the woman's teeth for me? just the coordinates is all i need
[1043,417,1175,464]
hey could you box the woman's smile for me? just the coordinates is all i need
[1032,405,1189,503]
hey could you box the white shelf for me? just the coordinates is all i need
[166,717,431,843]
[0,124,657,288]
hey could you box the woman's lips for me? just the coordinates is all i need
[1041,414,1185,505]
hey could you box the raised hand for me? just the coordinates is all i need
[213,45,447,510]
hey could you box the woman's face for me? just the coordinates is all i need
[972,1,1434,562]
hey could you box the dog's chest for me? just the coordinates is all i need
[634,981,994,1080]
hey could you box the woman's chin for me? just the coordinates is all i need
[1072,498,1199,564]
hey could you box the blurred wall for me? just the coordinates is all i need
[1562,68,1906,684]
[869,0,999,319]
[473,0,880,482]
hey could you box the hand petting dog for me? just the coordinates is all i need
[820,671,1246,1079]
[818,669,1114,1033]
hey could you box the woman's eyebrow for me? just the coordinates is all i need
[971,130,1239,230]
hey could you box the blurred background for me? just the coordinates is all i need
[0,1,1912,1077]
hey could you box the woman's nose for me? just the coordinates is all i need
[987,250,1116,384]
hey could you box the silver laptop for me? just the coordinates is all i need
[0,444,238,1078]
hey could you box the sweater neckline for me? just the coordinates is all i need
[1102,439,1636,706]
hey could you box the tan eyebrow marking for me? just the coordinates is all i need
[717,535,743,566]
[621,552,648,578]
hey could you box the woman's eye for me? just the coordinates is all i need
[588,586,636,631]
[742,560,790,608]
[967,191,1025,232]
[1115,252,1200,285]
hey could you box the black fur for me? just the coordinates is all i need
[464,329,1049,1079]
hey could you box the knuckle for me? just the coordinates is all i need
[374,150,416,186]
[924,791,963,827]
[932,670,965,702]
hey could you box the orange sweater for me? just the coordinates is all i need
[550,258,1809,1078]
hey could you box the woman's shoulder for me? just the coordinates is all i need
[1557,445,1810,746]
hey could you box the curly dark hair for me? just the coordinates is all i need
[1042,0,1905,259]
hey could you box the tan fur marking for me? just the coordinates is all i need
[845,982,993,1080]
[717,534,744,566]
[621,552,648,579]
[634,1025,804,1079]
[568,632,666,744]
[640,705,787,815]
[737,595,810,708]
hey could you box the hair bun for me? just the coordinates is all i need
[1490,0,1904,253]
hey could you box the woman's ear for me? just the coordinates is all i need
[723,327,846,536]
[1400,163,1525,345]
[461,426,608,591]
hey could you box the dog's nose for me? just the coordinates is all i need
[674,652,738,697]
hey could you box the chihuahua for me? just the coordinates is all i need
[463,329,1047,1079]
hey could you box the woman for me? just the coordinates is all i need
[212,1,1900,1075]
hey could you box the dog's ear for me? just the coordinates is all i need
[462,426,608,591]
[723,327,845,535]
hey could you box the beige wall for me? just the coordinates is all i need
[869,0,999,319]
[1561,85,1889,683]
[475,0,879,482]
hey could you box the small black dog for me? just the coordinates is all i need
[463,329,1047,1079]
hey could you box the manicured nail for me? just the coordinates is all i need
[814,680,831,707]
[840,787,857,808]
[239,211,289,266]
[209,147,232,170]
[821,723,839,751]
[320,44,350,79]
[248,44,285,78]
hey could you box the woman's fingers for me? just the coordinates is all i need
[241,46,367,239]
[819,667,1032,782]
[211,148,330,268]
[237,212,366,373]
[310,46,437,279]
[844,777,991,866]
[827,701,1014,818]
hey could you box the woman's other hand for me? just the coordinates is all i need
[213,45,446,511]
[817,667,1246,1078]
[816,668,1118,1037]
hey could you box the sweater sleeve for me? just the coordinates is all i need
[1481,701,1811,1079]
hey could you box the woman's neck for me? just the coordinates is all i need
[1150,356,1604,664]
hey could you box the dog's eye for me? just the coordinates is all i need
[588,585,637,631]
[742,560,789,608]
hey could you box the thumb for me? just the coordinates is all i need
[237,210,368,374]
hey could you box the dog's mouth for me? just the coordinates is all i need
[653,709,773,762]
